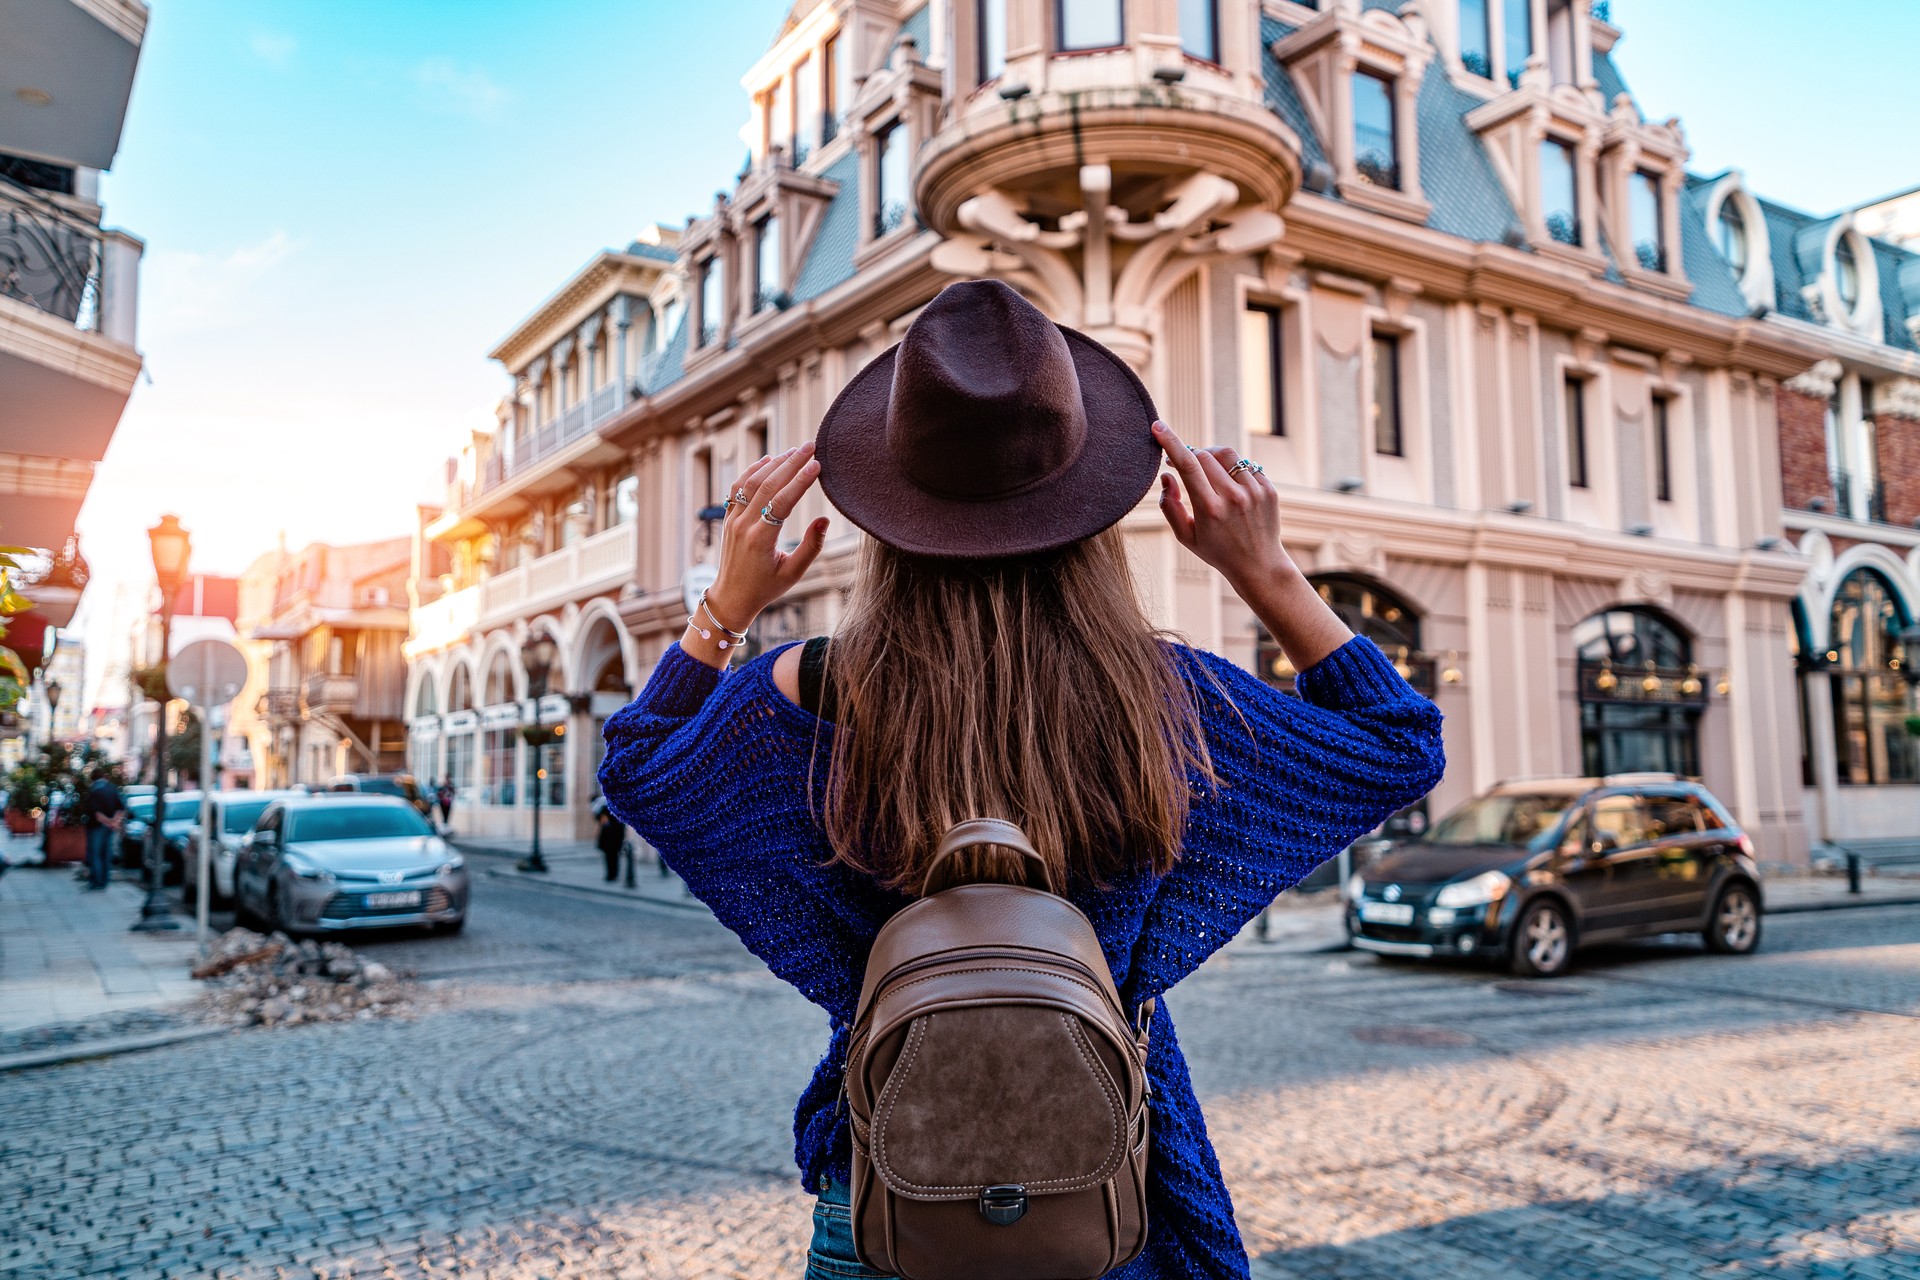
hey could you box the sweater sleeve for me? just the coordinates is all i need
[1130,635,1445,1000]
[596,641,870,1022]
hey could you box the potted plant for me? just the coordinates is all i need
[4,763,41,834]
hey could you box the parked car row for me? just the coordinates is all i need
[1345,773,1764,978]
[114,779,465,938]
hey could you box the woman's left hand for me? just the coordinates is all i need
[703,441,831,633]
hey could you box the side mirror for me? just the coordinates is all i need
[1592,830,1621,855]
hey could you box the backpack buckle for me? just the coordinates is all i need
[978,1184,1027,1226]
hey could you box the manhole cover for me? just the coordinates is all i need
[1350,1025,1474,1049]
[1494,981,1588,997]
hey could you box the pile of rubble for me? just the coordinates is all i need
[192,927,415,1027]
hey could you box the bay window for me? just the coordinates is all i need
[1057,0,1123,51]
[1180,0,1218,64]
[978,0,1007,84]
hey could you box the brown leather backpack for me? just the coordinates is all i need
[844,817,1153,1279]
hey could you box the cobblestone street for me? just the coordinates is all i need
[4,876,1916,1280]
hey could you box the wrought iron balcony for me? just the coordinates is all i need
[263,688,300,722]
[0,178,102,331]
[1832,470,1889,524]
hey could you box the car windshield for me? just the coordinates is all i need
[355,778,410,798]
[286,805,433,842]
[1425,793,1578,849]
[222,799,274,833]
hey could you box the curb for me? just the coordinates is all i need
[474,865,707,914]
[0,1025,231,1073]
[1765,894,1920,916]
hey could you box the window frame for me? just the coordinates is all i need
[1565,373,1589,489]
[1629,168,1665,273]
[1460,0,1493,79]
[1370,330,1404,458]
[1179,0,1221,65]
[1055,0,1126,53]
[697,254,724,349]
[872,119,910,241]
[977,0,1008,85]
[1651,393,1672,503]
[1717,199,1748,274]
[1540,135,1581,247]
[1352,69,1400,191]
[753,213,781,313]
[1242,301,1286,438]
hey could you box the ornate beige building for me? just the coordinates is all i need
[408,0,1854,863]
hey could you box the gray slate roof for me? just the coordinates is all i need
[792,146,862,302]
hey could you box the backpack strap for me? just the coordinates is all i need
[922,817,1055,896]
[797,635,838,722]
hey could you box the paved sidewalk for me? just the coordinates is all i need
[451,836,708,911]
[0,834,200,1035]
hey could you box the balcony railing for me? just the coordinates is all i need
[473,521,637,630]
[0,179,101,331]
[302,672,359,717]
[1832,470,1889,524]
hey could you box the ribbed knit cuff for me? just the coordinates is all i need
[642,641,725,714]
[1295,635,1417,711]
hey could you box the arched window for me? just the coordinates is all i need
[484,650,516,705]
[446,662,473,712]
[1835,236,1860,312]
[444,662,475,798]
[1573,608,1703,777]
[1828,569,1916,785]
[413,678,438,719]
[1258,576,1430,693]
[481,650,519,806]
[1717,200,1748,275]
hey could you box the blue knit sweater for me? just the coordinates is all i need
[598,634,1444,1278]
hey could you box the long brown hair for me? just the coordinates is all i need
[812,527,1217,894]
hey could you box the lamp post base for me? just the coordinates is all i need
[131,889,183,931]
[517,854,549,874]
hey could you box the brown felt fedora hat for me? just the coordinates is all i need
[814,279,1160,559]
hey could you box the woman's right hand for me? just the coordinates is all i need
[1151,420,1292,591]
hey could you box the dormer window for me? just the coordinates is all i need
[1058,0,1123,52]
[875,122,909,238]
[1835,237,1860,312]
[1629,169,1663,272]
[823,33,843,142]
[698,255,724,348]
[1460,0,1492,78]
[753,214,781,312]
[1717,200,1748,274]
[1503,0,1532,86]
[1181,0,1219,64]
[793,54,820,161]
[1541,138,1580,245]
[978,0,1007,84]
[1353,72,1399,190]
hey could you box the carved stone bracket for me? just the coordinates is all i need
[1783,357,1842,400]
[1619,565,1673,609]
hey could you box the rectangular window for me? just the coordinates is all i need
[794,55,819,160]
[1240,302,1285,437]
[1630,170,1664,271]
[769,75,791,153]
[1353,71,1398,190]
[874,122,910,238]
[1565,375,1588,488]
[978,0,1007,84]
[748,422,770,461]
[483,729,517,807]
[1057,0,1123,51]
[1541,138,1579,245]
[822,34,842,142]
[1180,0,1218,63]
[754,214,781,312]
[1652,394,1672,502]
[1503,0,1532,86]
[1546,0,1576,84]
[1460,0,1492,77]
[613,475,639,525]
[698,255,724,347]
[1371,332,1403,457]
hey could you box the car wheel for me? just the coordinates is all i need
[1704,882,1762,955]
[1509,898,1573,978]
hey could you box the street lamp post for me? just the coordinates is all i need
[518,632,559,874]
[134,515,190,933]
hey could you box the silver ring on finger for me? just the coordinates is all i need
[759,504,785,527]
[1227,458,1256,478]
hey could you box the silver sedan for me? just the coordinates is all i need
[233,795,469,936]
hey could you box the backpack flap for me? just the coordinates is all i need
[868,1004,1130,1201]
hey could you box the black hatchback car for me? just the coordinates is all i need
[1345,775,1763,978]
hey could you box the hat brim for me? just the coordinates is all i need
[814,324,1162,560]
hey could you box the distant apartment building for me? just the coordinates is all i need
[402,0,1920,865]
[1,0,147,737]
[237,540,411,788]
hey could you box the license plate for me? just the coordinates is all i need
[365,891,422,909]
[1359,901,1415,925]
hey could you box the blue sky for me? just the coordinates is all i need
[70,0,1919,697]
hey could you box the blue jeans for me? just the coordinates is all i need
[806,1179,894,1280]
[85,826,114,889]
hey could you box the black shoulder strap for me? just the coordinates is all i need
[798,636,837,722]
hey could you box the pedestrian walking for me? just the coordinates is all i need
[81,767,124,891]
[598,280,1445,1280]
[593,799,626,882]
[435,777,454,829]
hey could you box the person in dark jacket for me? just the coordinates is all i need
[598,281,1445,1279]
[593,799,626,882]
[82,768,124,891]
